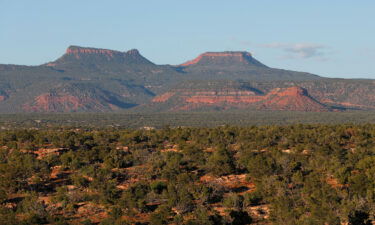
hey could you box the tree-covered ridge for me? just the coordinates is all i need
[0,125,375,224]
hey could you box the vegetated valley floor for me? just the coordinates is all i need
[1,124,375,224]
[1,111,375,129]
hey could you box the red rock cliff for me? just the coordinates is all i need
[261,87,329,111]
[22,92,120,112]
[152,86,332,112]
[64,46,122,60]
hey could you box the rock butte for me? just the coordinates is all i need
[1,45,374,113]
[66,47,118,56]
[180,51,257,66]
[64,46,141,60]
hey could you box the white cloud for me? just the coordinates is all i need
[262,42,328,60]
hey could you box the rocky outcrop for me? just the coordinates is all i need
[152,86,333,112]
[152,92,175,103]
[259,87,330,111]
[23,93,103,112]
[22,90,134,113]
[66,46,119,57]
[45,46,154,67]
[185,90,262,104]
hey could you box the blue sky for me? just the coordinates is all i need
[1,0,374,78]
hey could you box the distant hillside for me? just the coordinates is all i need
[146,81,331,112]
[0,45,374,113]
[177,51,321,81]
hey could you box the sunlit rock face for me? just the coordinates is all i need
[152,86,333,112]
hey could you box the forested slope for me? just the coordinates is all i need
[0,125,374,224]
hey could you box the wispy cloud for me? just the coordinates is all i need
[261,42,328,60]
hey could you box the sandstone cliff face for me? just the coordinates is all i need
[65,46,143,58]
[22,92,123,112]
[259,87,329,111]
[151,92,176,103]
[184,90,262,104]
[23,93,89,112]
[66,46,119,58]
[151,86,332,112]
[22,87,135,113]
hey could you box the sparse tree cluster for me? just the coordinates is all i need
[0,125,374,224]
